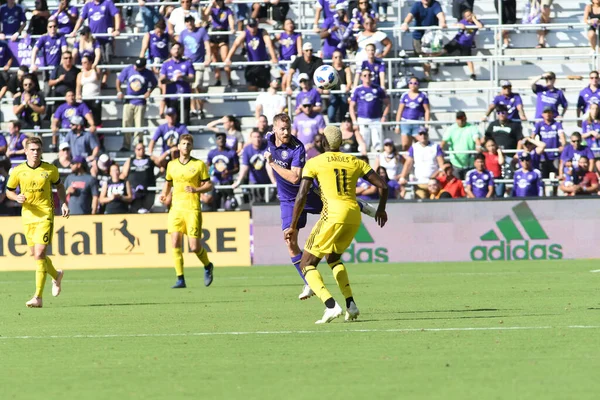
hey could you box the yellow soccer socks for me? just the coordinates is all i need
[35,259,47,298]
[173,247,184,277]
[330,260,353,300]
[195,247,210,267]
[45,257,58,280]
[303,265,333,304]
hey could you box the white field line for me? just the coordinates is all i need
[2,326,600,340]
[590,269,600,273]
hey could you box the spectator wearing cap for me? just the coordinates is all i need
[442,9,483,81]
[292,98,326,148]
[0,0,27,41]
[295,73,323,115]
[320,3,353,60]
[29,20,68,74]
[399,127,445,199]
[559,156,599,196]
[350,68,390,152]
[530,71,568,120]
[354,44,386,89]
[71,0,121,63]
[48,50,80,111]
[232,130,273,202]
[99,163,133,215]
[313,0,346,33]
[428,179,452,200]
[13,75,46,130]
[401,0,447,80]
[484,105,524,153]
[577,71,600,126]
[92,153,112,189]
[374,138,402,181]
[440,111,482,179]
[5,120,28,167]
[255,77,286,124]
[204,131,240,210]
[225,18,278,92]
[160,42,195,125]
[64,155,99,215]
[483,80,527,123]
[284,42,324,94]
[512,152,544,197]
[167,0,202,38]
[533,106,566,179]
[117,58,158,151]
[394,76,430,151]
[148,107,189,168]
[180,15,212,119]
[72,26,101,70]
[559,132,595,178]
[251,0,289,28]
[51,89,95,150]
[432,162,466,198]
[465,153,495,198]
[121,142,157,214]
[517,136,546,171]
[64,115,100,164]
[52,142,73,181]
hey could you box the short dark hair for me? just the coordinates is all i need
[9,120,22,130]
[571,131,582,141]
[474,153,485,162]
[495,104,508,113]
[155,19,166,30]
[580,155,590,162]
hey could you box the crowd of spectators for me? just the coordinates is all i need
[0,0,597,216]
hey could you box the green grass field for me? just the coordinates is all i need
[1,260,600,399]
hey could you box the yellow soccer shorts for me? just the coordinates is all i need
[304,219,360,259]
[24,220,54,247]
[168,208,202,238]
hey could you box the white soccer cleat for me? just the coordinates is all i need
[25,296,43,308]
[345,301,360,322]
[298,284,315,300]
[357,199,377,219]
[315,303,343,324]
[52,270,64,297]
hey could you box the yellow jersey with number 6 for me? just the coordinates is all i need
[302,152,373,225]
[165,157,209,211]
[6,162,60,224]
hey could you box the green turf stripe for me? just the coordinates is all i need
[495,216,524,241]
[513,202,548,240]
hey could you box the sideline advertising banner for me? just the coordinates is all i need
[0,212,251,271]
[252,200,597,265]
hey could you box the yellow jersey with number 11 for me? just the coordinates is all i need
[165,157,210,211]
[302,152,373,225]
[6,162,60,225]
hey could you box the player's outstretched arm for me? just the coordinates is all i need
[365,170,388,227]
[285,177,313,242]
[55,182,70,218]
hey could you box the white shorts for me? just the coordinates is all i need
[357,117,384,152]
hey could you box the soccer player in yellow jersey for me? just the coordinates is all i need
[159,134,215,288]
[285,126,388,324]
[6,136,70,308]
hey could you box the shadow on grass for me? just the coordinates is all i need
[63,300,246,308]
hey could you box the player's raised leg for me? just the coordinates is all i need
[327,254,359,321]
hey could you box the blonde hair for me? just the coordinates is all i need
[323,126,342,150]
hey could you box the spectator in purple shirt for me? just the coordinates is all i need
[139,19,170,73]
[117,58,158,151]
[0,0,27,40]
[517,136,546,171]
[49,0,78,35]
[512,153,544,197]
[354,44,386,88]
[71,0,121,62]
[52,89,95,144]
[295,73,323,114]
[205,0,235,87]
[577,70,600,125]
[559,132,595,179]
[320,4,352,60]
[312,0,346,31]
[204,132,240,211]
[225,18,278,91]
[582,103,600,163]
[30,21,68,73]
[465,153,495,198]
[350,68,390,152]
[5,120,28,167]
[530,71,568,119]
[394,76,430,151]
[148,107,190,168]
[442,9,483,81]
[533,106,566,178]
[233,130,272,187]
[292,98,326,147]
[275,18,302,67]
[483,80,527,123]
[159,42,195,125]
[180,16,211,119]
